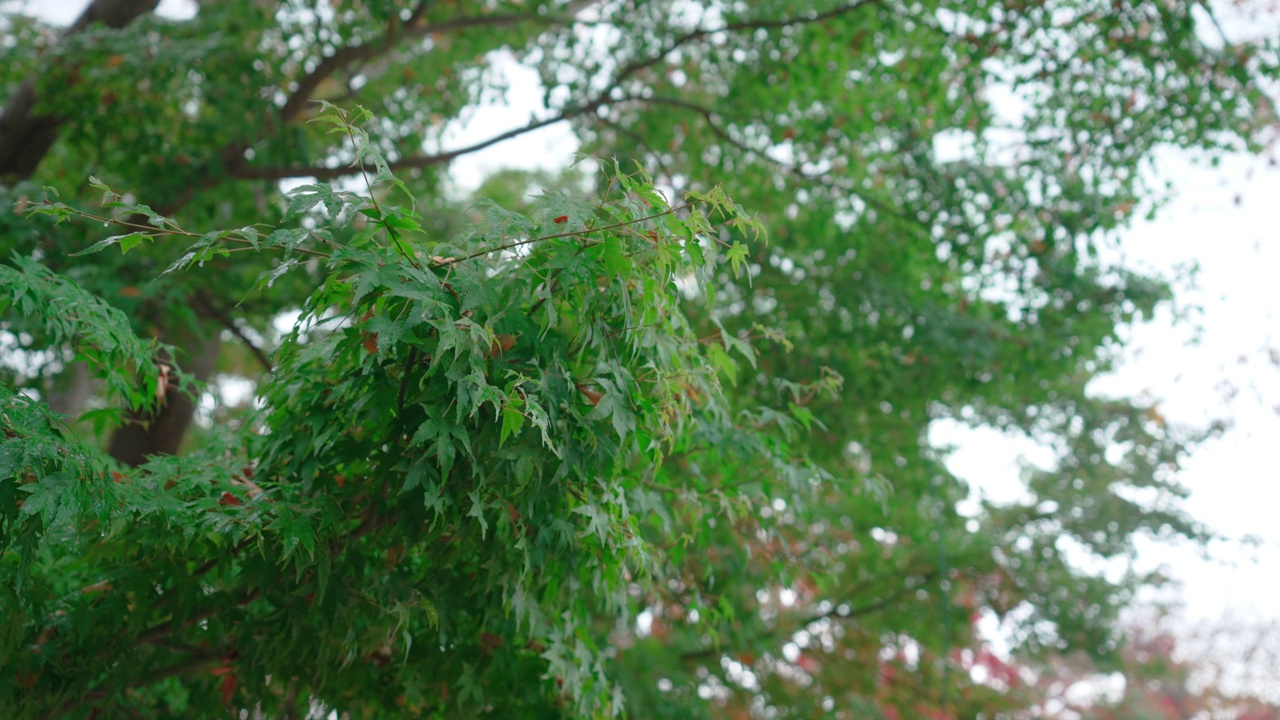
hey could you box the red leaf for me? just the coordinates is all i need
[219,672,237,704]
[218,492,242,507]
[553,215,568,224]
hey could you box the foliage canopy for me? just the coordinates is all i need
[2,1,1277,718]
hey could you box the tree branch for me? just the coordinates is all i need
[819,571,941,623]
[643,93,750,144]
[676,569,940,663]
[278,7,576,125]
[440,200,694,266]
[229,1,883,183]
[607,0,883,89]
[717,2,883,34]
[231,112,575,181]
[191,290,273,372]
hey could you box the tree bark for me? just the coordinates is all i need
[47,361,94,416]
[108,324,222,467]
[0,0,159,180]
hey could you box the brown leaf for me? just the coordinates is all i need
[385,544,404,568]
[576,382,604,406]
[488,334,517,356]
[480,632,503,652]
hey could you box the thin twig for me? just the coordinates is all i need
[440,201,694,266]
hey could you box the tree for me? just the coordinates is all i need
[2,1,1276,718]
[1030,609,1280,720]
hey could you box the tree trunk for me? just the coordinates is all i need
[108,324,222,467]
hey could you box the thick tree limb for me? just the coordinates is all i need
[108,324,222,467]
[0,0,159,180]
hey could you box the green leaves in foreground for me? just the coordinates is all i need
[0,256,179,419]
[0,107,827,719]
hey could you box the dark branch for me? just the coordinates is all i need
[640,93,934,233]
[608,0,882,88]
[277,1,431,125]
[212,5,584,181]
[65,0,160,34]
[717,2,882,34]
[278,7,572,125]
[191,291,273,372]
[636,94,807,178]
[677,569,941,663]
[232,111,576,181]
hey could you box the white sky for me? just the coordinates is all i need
[19,0,1280,656]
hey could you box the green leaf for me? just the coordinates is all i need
[705,342,738,385]
[500,403,525,447]
[725,241,750,279]
[117,233,147,254]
